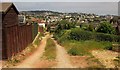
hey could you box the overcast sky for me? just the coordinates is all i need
[2,0,120,2]
[2,0,120,15]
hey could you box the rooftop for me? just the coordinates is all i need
[0,3,19,14]
[0,3,12,12]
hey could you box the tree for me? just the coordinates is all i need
[96,22,116,34]
[87,24,95,32]
[80,23,89,30]
[55,20,76,33]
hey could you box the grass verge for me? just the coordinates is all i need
[60,40,112,56]
[42,38,56,60]
[59,40,110,68]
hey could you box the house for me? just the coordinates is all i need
[30,17,46,33]
[37,19,46,33]
[1,3,32,59]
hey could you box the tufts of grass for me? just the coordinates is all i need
[8,58,20,64]
[34,33,42,46]
[42,38,56,60]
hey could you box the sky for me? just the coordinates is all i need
[1,0,120,2]
[1,0,120,15]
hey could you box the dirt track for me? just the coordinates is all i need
[53,40,74,68]
[14,34,75,68]
[14,35,48,68]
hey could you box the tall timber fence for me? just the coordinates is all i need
[2,23,38,59]
[32,22,38,40]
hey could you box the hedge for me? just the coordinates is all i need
[70,29,93,41]
[55,28,120,42]
[95,33,120,42]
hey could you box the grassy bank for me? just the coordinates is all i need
[53,28,120,56]
[42,38,56,60]
[34,32,44,46]
[55,40,111,68]
[60,40,112,56]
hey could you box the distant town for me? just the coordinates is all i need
[20,10,117,23]
[19,10,120,34]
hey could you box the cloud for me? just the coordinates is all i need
[13,2,118,15]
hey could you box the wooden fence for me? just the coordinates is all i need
[2,24,33,59]
[32,23,38,40]
[0,16,2,60]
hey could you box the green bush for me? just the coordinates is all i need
[58,30,71,43]
[69,28,120,42]
[104,45,112,50]
[87,24,95,32]
[96,22,116,34]
[55,20,76,33]
[69,28,93,41]
[95,33,120,42]
[68,47,79,56]
[80,23,89,30]
[54,28,120,42]
[53,30,65,40]
[95,33,113,42]
[112,35,120,42]
[69,28,90,41]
